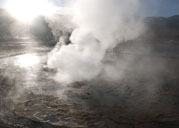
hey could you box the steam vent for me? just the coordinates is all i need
[0,0,179,128]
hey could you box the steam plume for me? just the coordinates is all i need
[47,0,144,83]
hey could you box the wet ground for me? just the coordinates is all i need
[0,38,179,128]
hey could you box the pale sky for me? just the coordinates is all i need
[0,0,178,17]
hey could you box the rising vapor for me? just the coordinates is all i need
[47,0,144,83]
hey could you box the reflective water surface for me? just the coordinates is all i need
[0,39,179,128]
[16,54,40,68]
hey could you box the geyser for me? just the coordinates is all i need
[47,0,144,83]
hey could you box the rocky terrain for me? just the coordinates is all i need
[0,13,179,128]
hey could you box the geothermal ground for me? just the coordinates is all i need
[0,38,179,128]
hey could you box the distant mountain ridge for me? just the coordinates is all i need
[142,15,179,40]
[145,15,179,28]
[0,8,178,40]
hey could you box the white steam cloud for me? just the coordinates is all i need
[47,0,144,83]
